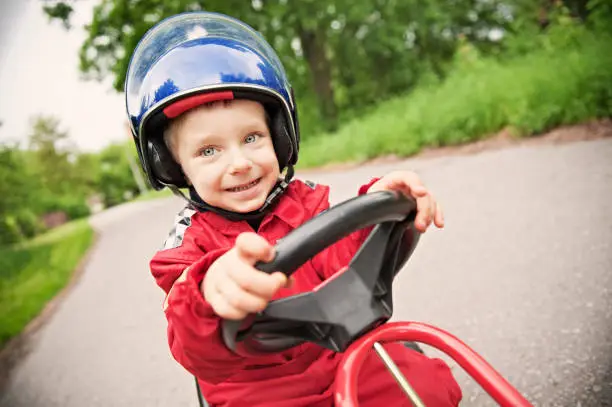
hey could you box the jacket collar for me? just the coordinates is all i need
[197,182,305,236]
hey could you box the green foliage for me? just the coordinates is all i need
[13,210,44,240]
[27,115,81,196]
[0,218,22,247]
[43,0,513,133]
[588,0,612,33]
[38,195,91,220]
[0,115,145,245]
[0,144,43,245]
[0,144,38,214]
[20,0,611,187]
[0,220,93,347]
[96,142,141,206]
[134,187,173,202]
[41,1,74,29]
[298,31,612,168]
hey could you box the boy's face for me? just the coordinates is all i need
[171,99,280,213]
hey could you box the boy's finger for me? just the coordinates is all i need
[392,171,427,196]
[434,202,445,228]
[285,275,295,289]
[406,183,428,197]
[415,193,434,232]
[371,172,428,198]
[429,194,438,221]
[394,181,428,201]
[214,304,245,320]
[218,277,269,313]
[208,290,248,320]
[235,232,275,263]
[271,272,289,289]
[229,264,286,299]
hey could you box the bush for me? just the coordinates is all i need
[14,210,45,239]
[0,210,45,246]
[0,217,23,246]
[58,198,91,220]
[37,194,91,221]
[297,32,612,168]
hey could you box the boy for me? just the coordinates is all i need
[125,11,461,407]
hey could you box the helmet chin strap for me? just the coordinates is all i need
[167,166,295,222]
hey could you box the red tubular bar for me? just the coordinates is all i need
[335,322,533,407]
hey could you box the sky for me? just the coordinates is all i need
[0,0,127,152]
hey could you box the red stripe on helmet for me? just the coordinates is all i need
[163,91,234,118]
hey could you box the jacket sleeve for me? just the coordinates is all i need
[310,177,380,279]
[150,223,246,384]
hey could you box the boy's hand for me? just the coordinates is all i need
[369,170,444,233]
[202,233,288,320]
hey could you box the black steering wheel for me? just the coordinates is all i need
[222,191,420,357]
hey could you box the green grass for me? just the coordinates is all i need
[0,219,94,348]
[133,187,173,202]
[298,34,612,168]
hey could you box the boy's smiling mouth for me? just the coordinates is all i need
[226,178,262,192]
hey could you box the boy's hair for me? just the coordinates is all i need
[163,99,272,162]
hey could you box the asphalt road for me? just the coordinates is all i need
[1,138,611,406]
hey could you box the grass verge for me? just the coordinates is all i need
[134,188,173,202]
[0,219,94,348]
[298,33,612,168]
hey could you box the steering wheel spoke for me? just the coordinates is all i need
[222,192,420,356]
[349,221,403,290]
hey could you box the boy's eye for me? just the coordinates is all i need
[245,133,260,144]
[201,147,217,157]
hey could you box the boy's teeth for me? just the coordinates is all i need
[229,179,259,192]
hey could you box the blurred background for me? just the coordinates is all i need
[0,1,611,406]
[1,0,611,245]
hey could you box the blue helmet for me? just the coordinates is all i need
[125,12,299,191]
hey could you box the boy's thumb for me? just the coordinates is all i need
[236,232,275,262]
[272,271,288,288]
[285,276,295,288]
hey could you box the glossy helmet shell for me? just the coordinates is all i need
[125,12,299,190]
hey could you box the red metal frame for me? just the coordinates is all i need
[335,322,533,407]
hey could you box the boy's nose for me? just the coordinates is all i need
[228,151,253,174]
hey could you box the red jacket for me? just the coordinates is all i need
[151,179,462,407]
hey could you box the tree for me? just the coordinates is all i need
[27,115,77,196]
[0,143,43,244]
[96,142,141,206]
[43,0,343,129]
[0,144,32,219]
[43,0,517,133]
[42,1,74,28]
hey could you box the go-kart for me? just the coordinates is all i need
[196,191,533,406]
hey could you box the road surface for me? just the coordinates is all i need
[1,138,611,406]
